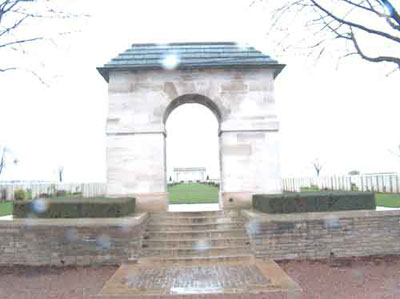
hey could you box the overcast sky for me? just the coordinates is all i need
[0,0,399,182]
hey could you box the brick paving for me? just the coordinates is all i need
[125,265,269,292]
[99,260,300,297]
[104,264,271,294]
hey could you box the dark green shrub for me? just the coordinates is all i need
[253,192,375,214]
[14,189,26,201]
[13,196,135,218]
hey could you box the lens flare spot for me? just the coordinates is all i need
[31,198,49,214]
[245,220,261,235]
[194,239,210,252]
[162,54,180,70]
[324,217,340,230]
[24,214,36,226]
[118,218,131,232]
[96,234,111,251]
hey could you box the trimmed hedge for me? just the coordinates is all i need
[13,196,135,218]
[253,192,375,213]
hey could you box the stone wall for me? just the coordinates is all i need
[0,213,148,266]
[242,209,400,260]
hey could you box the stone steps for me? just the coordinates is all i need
[150,210,240,218]
[141,210,253,262]
[144,229,248,239]
[142,245,251,257]
[149,216,245,224]
[143,237,250,248]
[137,254,255,264]
[147,222,246,231]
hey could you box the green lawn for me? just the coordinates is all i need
[375,193,400,208]
[168,183,219,204]
[0,201,12,216]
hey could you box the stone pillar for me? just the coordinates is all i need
[104,72,169,212]
[106,133,168,211]
[218,71,282,209]
[220,129,281,209]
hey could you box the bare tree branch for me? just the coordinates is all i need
[0,36,43,48]
[312,159,323,177]
[264,0,400,71]
[0,146,17,177]
[350,27,400,65]
[0,0,88,82]
[0,67,15,72]
[311,0,400,43]
[382,0,400,26]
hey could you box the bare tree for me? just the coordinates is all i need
[0,0,88,79]
[261,0,400,72]
[58,166,64,183]
[0,146,17,177]
[312,159,323,176]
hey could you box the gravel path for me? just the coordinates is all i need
[0,256,399,298]
[0,266,117,299]
[278,256,400,299]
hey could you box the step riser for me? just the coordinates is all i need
[147,223,245,231]
[142,247,251,257]
[151,210,240,217]
[144,231,248,239]
[138,255,254,264]
[149,217,246,224]
[143,239,250,248]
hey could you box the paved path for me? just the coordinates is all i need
[375,206,400,211]
[168,203,220,212]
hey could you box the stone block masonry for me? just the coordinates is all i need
[4,208,399,267]
[100,42,285,211]
[242,209,400,260]
[0,213,148,266]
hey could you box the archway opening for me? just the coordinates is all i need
[165,101,220,210]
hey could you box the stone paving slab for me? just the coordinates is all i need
[98,259,301,298]
[168,204,220,212]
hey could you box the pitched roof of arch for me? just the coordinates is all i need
[97,42,285,82]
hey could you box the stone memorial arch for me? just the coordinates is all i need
[98,42,285,211]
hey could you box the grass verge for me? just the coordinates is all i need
[375,193,400,208]
[0,201,12,216]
